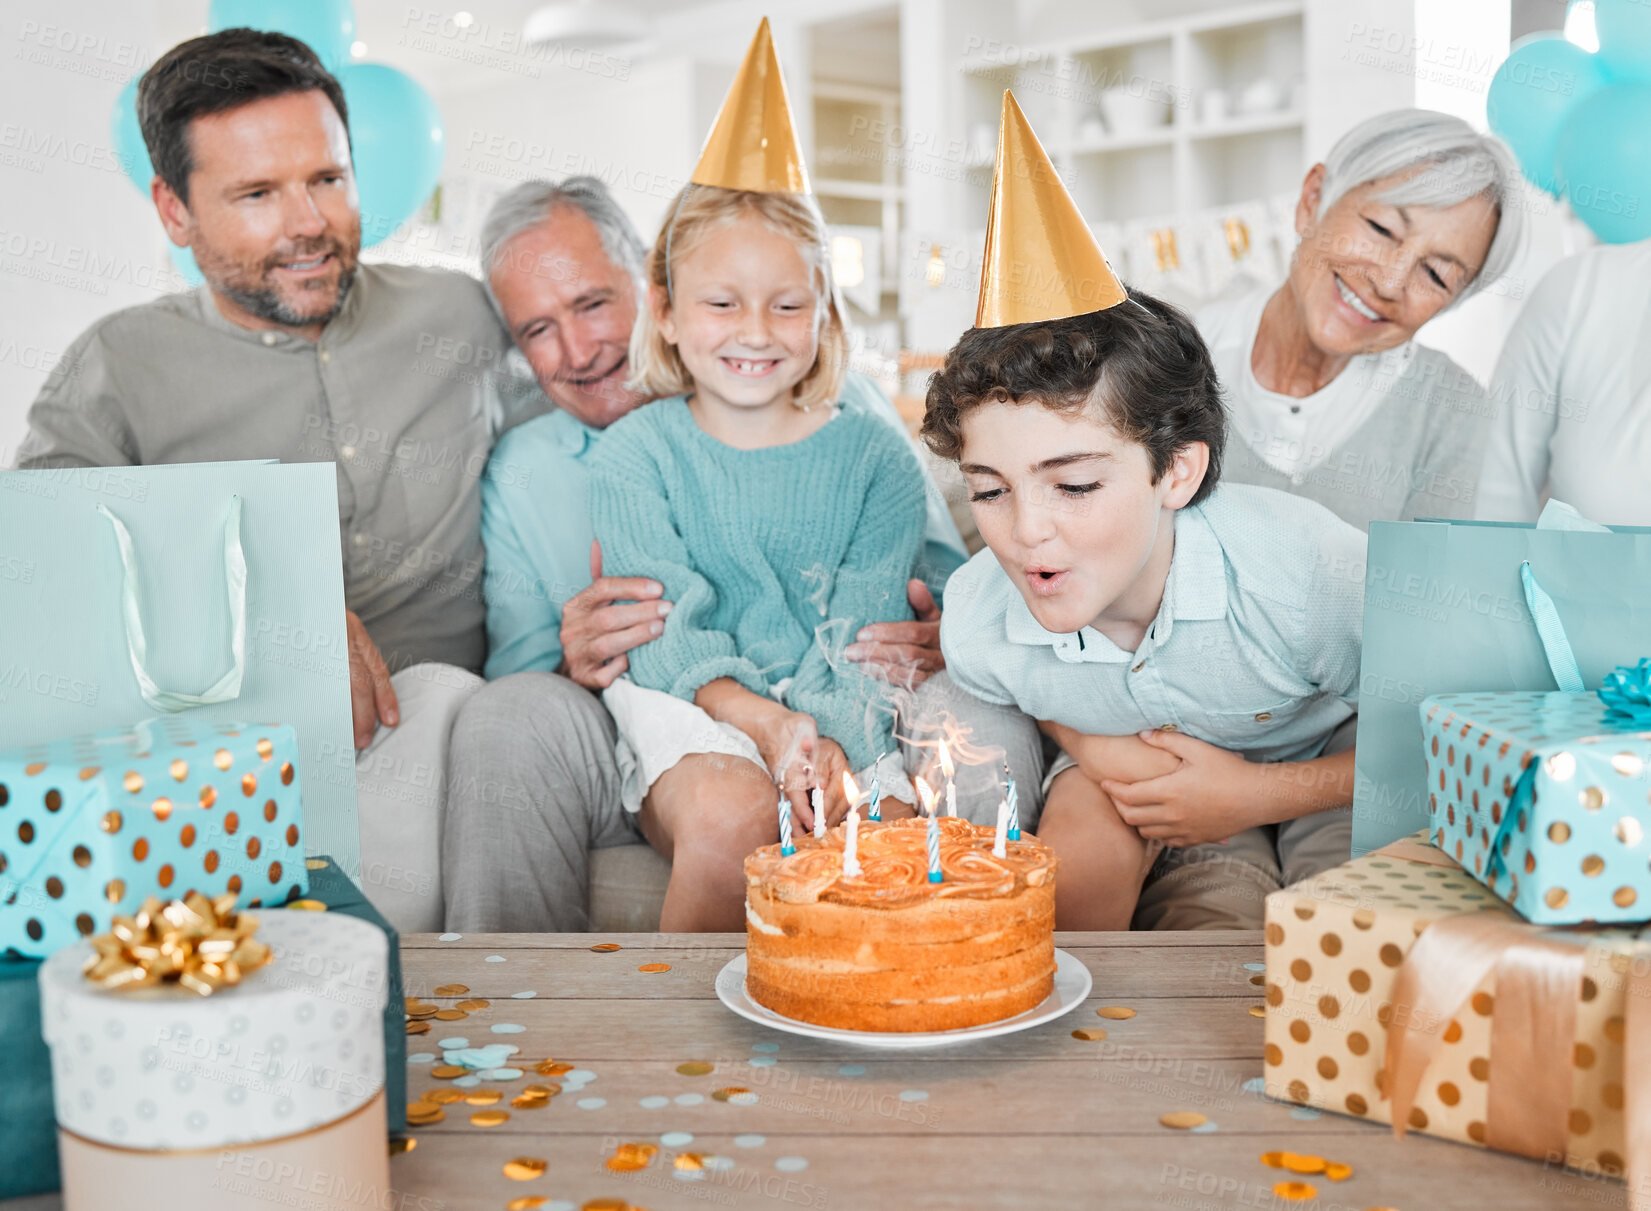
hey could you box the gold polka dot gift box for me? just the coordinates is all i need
[0,718,306,957]
[1263,831,1651,1183]
[1420,691,1651,925]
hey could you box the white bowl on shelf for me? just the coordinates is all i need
[1098,87,1171,134]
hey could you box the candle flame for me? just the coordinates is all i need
[915,775,937,816]
[937,738,955,779]
[841,771,860,803]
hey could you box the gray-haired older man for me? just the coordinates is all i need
[442,177,1043,931]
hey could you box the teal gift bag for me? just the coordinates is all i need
[1354,506,1651,855]
[0,461,358,869]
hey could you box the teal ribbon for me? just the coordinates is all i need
[97,496,247,713]
[1519,561,1585,693]
[1600,658,1651,724]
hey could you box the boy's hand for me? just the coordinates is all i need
[1100,729,1261,848]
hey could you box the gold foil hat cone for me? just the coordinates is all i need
[690,17,810,194]
[976,91,1128,328]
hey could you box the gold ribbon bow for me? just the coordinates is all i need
[83,892,271,997]
[1377,845,1651,1207]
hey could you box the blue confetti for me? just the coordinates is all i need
[661,1132,694,1146]
[775,1157,809,1172]
[483,1067,523,1080]
[674,1169,706,1182]
[704,1156,736,1171]
[453,1075,481,1088]
[751,1042,780,1053]
[490,1023,527,1034]
[484,954,506,963]
[837,1064,866,1077]
[564,1069,597,1085]
[436,1038,469,1050]
[437,933,462,942]
[639,1096,670,1109]
[1191,1122,1220,1134]
[898,1090,929,1102]
[1290,1107,1322,1121]
[408,1053,436,1064]
[674,1093,704,1106]
[1241,1077,1267,1095]
[511,990,536,999]
[576,1096,605,1110]
[734,1134,766,1149]
[750,1056,777,1068]
[1243,962,1266,972]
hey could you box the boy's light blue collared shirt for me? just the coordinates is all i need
[939,483,1367,764]
[481,373,968,680]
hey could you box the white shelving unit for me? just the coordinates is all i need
[957,0,1306,225]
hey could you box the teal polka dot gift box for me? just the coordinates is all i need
[1419,691,1651,925]
[0,717,307,957]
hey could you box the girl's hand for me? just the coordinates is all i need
[808,739,853,828]
[748,708,827,830]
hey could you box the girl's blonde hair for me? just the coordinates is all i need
[627,185,849,411]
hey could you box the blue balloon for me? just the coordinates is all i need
[1596,0,1651,82]
[337,64,444,247]
[1553,82,1651,243]
[111,76,154,193]
[1486,34,1608,195]
[208,0,356,70]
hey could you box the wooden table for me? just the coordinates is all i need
[377,931,1605,1211]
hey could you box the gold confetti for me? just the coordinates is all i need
[286,899,328,912]
[582,1201,629,1211]
[434,983,471,996]
[305,858,329,870]
[1283,1154,1327,1175]
[638,962,671,973]
[674,1152,705,1171]
[1324,1162,1353,1181]
[589,942,622,952]
[676,1061,714,1076]
[1260,1152,1285,1168]
[512,1090,551,1109]
[456,998,491,1011]
[502,1158,548,1181]
[1272,1182,1318,1201]
[388,1137,416,1156]
[435,1008,469,1021]
[406,1103,445,1126]
[507,1200,548,1211]
[470,1109,510,1127]
[465,1089,503,1105]
[405,1020,430,1036]
[431,1065,468,1079]
[604,1142,659,1172]
[1096,1006,1136,1020]
[712,1086,751,1102]
[1248,1005,1267,1017]
[1159,1111,1208,1130]
[536,1060,574,1077]
[1249,973,1266,986]
[1071,1028,1108,1041]
[426,1089,465,1105]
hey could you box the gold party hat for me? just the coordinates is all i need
[976,92,1127,328]
[690,17,810,194]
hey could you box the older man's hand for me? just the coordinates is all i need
[560,540,674,690]
[845,579,944,688]
[346,610,399,749]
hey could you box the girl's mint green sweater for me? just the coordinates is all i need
[588,393,925,769]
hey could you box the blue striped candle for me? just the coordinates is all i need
[867,753,883,821]
[1004,764,1021,841]
[926,807,942,883]
[778,792,795,856]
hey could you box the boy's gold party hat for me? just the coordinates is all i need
[976,92,1128,327]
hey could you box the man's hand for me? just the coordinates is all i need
[1099,729,1262,847]
[560,540,673,690]
[845,578,944,687]
[346,610,399,750]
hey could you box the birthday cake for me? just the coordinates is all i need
[743,816,1057,1032]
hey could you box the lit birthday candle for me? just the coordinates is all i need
[1004,761,1021,841]
[842,806,861,877]
[811,776,825,839]
[777,790,794,856]
[917,776,942,883]
[993,797,1009,858]
[939,739,957,817]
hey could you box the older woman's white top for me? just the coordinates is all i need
[1474,242,1651,526]
[1197,282,1496,532]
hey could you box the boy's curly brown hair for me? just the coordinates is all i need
[920,289,1227,507]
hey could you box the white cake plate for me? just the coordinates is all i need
[715,948,1093,1050]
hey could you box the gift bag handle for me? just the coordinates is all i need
[1518,561,1585,693]
[96,495,247,712]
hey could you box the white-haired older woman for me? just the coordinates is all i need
[1198,109,1524,529]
